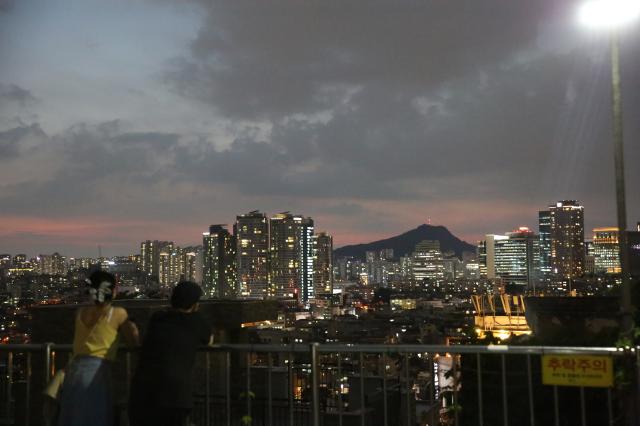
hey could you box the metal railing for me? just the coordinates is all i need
[0,343,637,425]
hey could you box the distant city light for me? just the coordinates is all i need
[578,0,640,29]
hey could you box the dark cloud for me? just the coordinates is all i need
[0,0,14,13]
[0,83,38,107]
[0,123,46,159]
[167,0,559,120]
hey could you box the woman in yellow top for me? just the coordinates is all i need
[58,270,139,426]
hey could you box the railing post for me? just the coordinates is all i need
[226,351,231,426]
[25,352,32,426]
[382,352,388,426]
[337,354,343,426]
[311,343,320,426]
[246,352,252,424]
[43,343,53,387]
[501,354,508,426]
[553,385,560,426]
[527,354,534,426]
[453,354,459,426]
[288,351,294,426]
[477,353,483,426]
[404,355,410,426]
[580,387,586,426]
[608,387,614,426]
[636,347,640,426]
[42,343,53,426]
[205,351,211,426]
[360,352,366,426]
[267,352,273,426]
[6,351,13,425]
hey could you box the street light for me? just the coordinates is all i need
[579,0,640,29]
[578,0,639,335]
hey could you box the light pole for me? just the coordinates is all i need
[578,0,639,335]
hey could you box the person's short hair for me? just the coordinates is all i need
[87,270,116,304]
[171,281,203,309]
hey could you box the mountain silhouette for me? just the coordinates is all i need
[334,224,476,260]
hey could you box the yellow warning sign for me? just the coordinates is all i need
[542,355,613,388]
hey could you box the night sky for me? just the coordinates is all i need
[1,0,639,257]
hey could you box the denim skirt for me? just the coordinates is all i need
[58,356,113,426]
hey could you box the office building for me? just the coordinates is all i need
[538,210,552,276]
[548,200,585,279]
[203,225,237,298]
[591,228,621,274]
[411,240,444,284]
[235,211,269,299]
[478,235,508,279]
[494,227,539,288]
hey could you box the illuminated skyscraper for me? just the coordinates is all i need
[548,200,585,278]
[298,217,315,302]
[140,240,173,281]
[494,227,539,288]
[158,244,180,286]
[269,213,315,302]
[538,210,552,276]
[314,232,333,296]
[35,252,66,275]
[478,235,508,279]
[180,246,202,283]
[411,240,444,284]
[592,228,621,274]
[202,225,237,298]
[235,211,269,299]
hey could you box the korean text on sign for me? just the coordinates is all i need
[542,355,613,388]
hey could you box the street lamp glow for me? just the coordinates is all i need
[578,0,640,29]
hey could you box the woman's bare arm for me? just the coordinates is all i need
[116,308,140,347]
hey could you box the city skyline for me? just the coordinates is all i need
[2,206,638,260]
[1,0,639,256]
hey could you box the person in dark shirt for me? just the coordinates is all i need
[128,281,212,426]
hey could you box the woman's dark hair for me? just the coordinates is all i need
[171,281,203,310]
[87,270,116,304]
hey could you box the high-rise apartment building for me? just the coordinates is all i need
[538,210,552,276]
[548,200,585,278]
[180,246,202,283]
[202,225,237,298]
[35,252,66,275]
[269,213,315,302]
[157,243,180,286]
[235,211,269,299]
[592,228,621,274]
[494,227,539,288]
[140,240,173,281]
[411,240,444,284]
[314,232,333,296]
[336,257,356,281]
